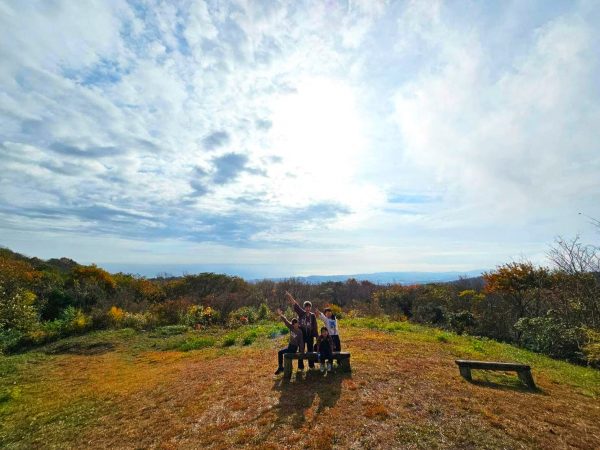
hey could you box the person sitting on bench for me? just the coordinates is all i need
[274,308,304,375]
[314,326,334,372]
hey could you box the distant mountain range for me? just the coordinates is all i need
[259,270,486,285]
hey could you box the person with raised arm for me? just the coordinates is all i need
[285,291,318,370]
[274,308,304,375]
[314,306,342,352]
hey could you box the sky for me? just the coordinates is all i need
[1,0,599,278]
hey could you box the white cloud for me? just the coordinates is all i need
[0,0,598,274]
[392,4,600,227]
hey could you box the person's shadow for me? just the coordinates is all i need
[272,368,351,427]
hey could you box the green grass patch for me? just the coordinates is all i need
[241,330,258,346]
[222,333,237,347]
[152,325,189,336]
[178,336,216,352]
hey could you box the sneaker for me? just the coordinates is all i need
[274,367,283,375]
[327,363,332,372]
[320,363,326,372]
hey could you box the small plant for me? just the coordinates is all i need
[107,306,125,324]
[179,336,215,351]
[242,330,258,346]
[229,306,258,325]
[436,332,451,343]
[222,333,237,347]
[257,302,270,320]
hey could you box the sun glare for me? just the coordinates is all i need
[269,77,367,206]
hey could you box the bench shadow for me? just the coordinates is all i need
[467,377,546,395]
[272,369,351,427]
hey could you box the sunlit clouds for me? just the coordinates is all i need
[0,0,599,276]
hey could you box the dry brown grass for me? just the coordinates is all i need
[1,325,599,449]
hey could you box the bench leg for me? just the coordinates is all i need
[517,369,536,389]
[459,366,472,381]
[338,357,351,373]
[283,358,292,380]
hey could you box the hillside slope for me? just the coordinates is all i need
[1,320,599,449]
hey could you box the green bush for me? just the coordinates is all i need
[0,286,39,334]
[515,313,583,362]
[581,328,600,368]
[447,310,476,335]
[222,333,237,347]
[257,303,270,320]
[184,305,220,327]
[242,330,258,346]
[179,336,216,351]
[229,306,258,325]
[0,329,24,354]
[151,299,191,326]
[412,303,445,325]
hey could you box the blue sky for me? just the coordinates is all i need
[1,0,599,277]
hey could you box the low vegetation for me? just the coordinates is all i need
[0,318,598,449]
[2,236,600,369]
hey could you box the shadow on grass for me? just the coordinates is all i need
[467,373,546,395]
[272,369,351,427]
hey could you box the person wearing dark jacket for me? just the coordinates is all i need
[314,327,334,372]
[285,291,318,370]
[274,308,304,375]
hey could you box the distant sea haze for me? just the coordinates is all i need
[99,263,484,284]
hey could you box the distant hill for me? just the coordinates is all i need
[260,270,485,285]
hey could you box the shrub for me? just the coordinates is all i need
[0,329,24,354]
[229,306,258,325]
[412,303,445,324]
[43,306,92,336]
[184,305,220,327]
[257,302,270,320]
[222,333,237,347]
[0,286,39,334]
[242,331,257,346]
[179,336,215,351]
[581,328,600,368]
[514,313,583,362]
[107,306,125,326]
[447,310,476,335]
[121,311,153,330]
[151,299,191,325]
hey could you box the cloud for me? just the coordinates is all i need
[202,131,230,150]
[392,1,600,225]
[1,0,598,273]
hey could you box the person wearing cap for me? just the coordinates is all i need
[285,291,318,370]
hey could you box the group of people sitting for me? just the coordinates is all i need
[274,291,342,375]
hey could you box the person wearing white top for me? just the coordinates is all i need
[315,307,341,351]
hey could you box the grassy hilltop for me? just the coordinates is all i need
[1,318,599,449]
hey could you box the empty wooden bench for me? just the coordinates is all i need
[455,359,536,389]
[284,352,351,378]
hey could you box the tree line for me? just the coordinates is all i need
[0,236,599,367]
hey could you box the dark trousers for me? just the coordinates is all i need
[298,333,314,369]
[278,344,298,368]
[332,335,341,352]
[315,344,333,364]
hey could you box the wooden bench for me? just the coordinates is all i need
[455,359,536,389]
[284,352,351,378]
